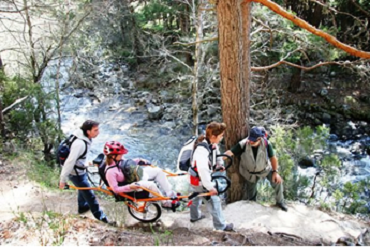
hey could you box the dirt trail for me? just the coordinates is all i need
[1,159,369,246]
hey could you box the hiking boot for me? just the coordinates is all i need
[101,217,116,226]
[190,214,206,223]
[223,223,234,232]
[78,206,90,214]
[162,200,180,212]
[277,202,288,212]
[162,200,172,209]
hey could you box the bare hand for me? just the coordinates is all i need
[272,172,283,184]
[59,182,65,190]
[209,188,218,196]
[130,183,141,190]
[215,165,225,172]
[224,150,233,159]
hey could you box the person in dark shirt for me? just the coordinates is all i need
[225,126,287,211]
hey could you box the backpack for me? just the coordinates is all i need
[177,136,212,172]
[56,135,88,167]
[98,158,144,187]
[95,156,148,201]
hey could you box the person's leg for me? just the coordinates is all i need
[266,172,287,211]
[245,178,259,201]
[136,180,173,207]
[206,195,226,230]
[266,172,284,204]
[142,167,174,197]
[69,174,107,221]
[189,186,204,221]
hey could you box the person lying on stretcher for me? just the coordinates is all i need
[100,141,180,209]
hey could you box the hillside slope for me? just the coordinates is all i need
[0,158,369,246]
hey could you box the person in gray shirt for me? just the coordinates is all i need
[59,120,110,223]
[225,126,287,211]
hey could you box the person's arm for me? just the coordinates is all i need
[225,138,248,157]
[268,142,282,183]
[59,139,85,188]
[193,146,215,192]
[105,168,132,193]
[215,146,225,168]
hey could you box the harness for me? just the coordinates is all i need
[189,141,216,186]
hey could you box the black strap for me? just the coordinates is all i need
[72,139,88,175]
[103,160,121,187]
[191,142,214,178]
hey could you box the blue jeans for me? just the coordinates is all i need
[190,185,226,230]
[69,173,106,221]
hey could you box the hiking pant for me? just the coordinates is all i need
[133,180,171,206]
[142,167,175,197]
[69,173,106,221]
[190,185,226,230]
[246,170,284,204]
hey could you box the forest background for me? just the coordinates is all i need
[0,0,370,236]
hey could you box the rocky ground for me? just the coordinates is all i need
[1,157,369,246]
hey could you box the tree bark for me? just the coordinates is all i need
[0,98,4,138]
[191,2,205,136]
[0,54,3,72]
[288,67,302,93]
[218,0,251,202]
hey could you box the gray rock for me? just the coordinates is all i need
[320,88,328,96]
[147,105,163,120]
[322,113,331,124]
[298,157,316,168]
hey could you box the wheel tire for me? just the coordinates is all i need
[127,202,162,223]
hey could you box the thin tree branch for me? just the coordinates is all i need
[309,0,368,29]
[173,37,218,46]
[252,60,355,71]
[2,96,28,114]
[246,0,370,59]
[350,0,370,19]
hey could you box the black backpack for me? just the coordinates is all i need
[56,135,88,166]
[95,155,149,201]
[97,157,140,187]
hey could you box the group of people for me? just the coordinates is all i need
[59,120,287,231]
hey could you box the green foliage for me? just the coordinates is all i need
[14,211,28,224]
[13,211,69,246]
[11,151,60,189]
[150,224,173,246]
[266,125,368,216]
[138,0,175,30]
[334,180,369,214]
[1,73,59,161]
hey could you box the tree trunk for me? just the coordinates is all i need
[0,54,3,71]
[288,67,302,93]
[218,0,252,202]
[0,98,4,138]
[191,1,205,136]
[308,1,324,28]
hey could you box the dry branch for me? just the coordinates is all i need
[252,60,352,71]
[246,0,370,59]
[2,96,28,114]
[173,37,218,46]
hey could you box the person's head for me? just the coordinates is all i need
[206,122,227,144]
[248,126,265,147]
[81,120,100,139]
[103,141,128,164]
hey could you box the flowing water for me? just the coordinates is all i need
[55,61,370,201]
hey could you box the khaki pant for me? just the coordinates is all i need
[245,170,284,204]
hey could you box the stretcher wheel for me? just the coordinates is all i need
[127,202,162,223]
